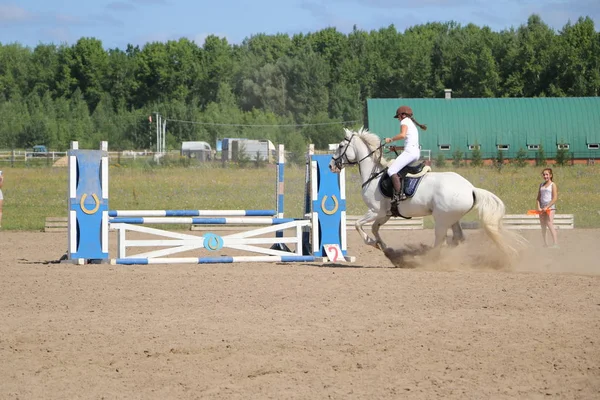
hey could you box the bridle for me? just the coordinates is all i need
[331,135,357,171]
[331,134,387,187]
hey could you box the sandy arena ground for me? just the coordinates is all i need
[0,228,599,399]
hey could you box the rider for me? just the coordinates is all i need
[385,105,427,202]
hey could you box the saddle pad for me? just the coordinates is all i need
[378,174,425,199]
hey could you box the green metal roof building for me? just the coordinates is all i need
[366,97,600,160]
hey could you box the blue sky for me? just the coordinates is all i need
[1,0,598,49]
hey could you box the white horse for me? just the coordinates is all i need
[329,127,517,256]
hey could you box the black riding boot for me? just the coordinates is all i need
[391,174,405,202]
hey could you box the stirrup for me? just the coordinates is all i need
[392,191,406,202]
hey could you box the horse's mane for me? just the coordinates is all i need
[349,127,392,167]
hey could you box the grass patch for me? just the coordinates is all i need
[1,163,598,230]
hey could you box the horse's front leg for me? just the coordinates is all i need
[371,215,391,250]
[354,210,380,248]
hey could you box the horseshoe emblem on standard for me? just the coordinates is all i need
[80,193,100,215]
[203,233,224,251]
[321,195,339,215]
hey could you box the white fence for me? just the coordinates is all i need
[0,150,162,165]
[0,150,67,163]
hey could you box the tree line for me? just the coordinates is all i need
[0,14,598,155]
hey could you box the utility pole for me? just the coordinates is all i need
[162,118,166,156]
[155,112,161,154]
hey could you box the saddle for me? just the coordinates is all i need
[378,161,431,217]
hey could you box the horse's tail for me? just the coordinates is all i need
[472,187,520,257]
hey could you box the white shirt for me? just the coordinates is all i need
[539,182,555,209]
[401,118,419,149]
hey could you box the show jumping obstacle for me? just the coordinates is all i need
[64,141,354,265]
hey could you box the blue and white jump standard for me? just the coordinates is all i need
[64,141,353,265]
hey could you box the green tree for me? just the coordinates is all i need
[241,33,292,65]
[535,144,546,166]
[447,24,500,97]
[280,49,330,121]
[106,46,138,111]
[452,149,463,167]
[513,147,528,167]
[67,88,95,147]
[0,96,29,148]
[70,38,109,111]
[549,17,600,96]
[470,142,483,167]
[495,149,505,169]
[508,15,556,96]
[0,43,30,100]
[396,25,436,97]
[555,143,570,166]
[27,44,60,98]
[240,62,288,115]
[199,35,234,107]
[54,45,78,98]
[435,153,447,167]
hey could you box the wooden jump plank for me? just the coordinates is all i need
[44,217,68,232]
[503,214,574,230]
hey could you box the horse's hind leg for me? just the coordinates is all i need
[450,222,465,246]
[433,223,448,249]
[371,215,391,250]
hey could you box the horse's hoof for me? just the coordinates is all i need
[375,243,386,251]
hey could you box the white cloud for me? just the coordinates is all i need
[55,14,82,24]
[0,4,35,23]
[39,27,72,44]
[106,2,136,11]
[130,0,169,5]
[191,32,231,46]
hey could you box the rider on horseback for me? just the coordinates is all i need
[385,105,428,204]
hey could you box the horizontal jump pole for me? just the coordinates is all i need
[112,255,318,265]
[108,209,277,217]
[109,217,296,225]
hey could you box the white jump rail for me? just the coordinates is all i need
[346,215,424,230]
[503,214,574,230]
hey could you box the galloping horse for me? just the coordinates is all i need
[329,127,517,256]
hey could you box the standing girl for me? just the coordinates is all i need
[536,168,558,247]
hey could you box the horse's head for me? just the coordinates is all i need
[329,127,386,173]
[329,128,359,173]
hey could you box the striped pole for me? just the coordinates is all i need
[108,209,277,217]
[109,217,296,225]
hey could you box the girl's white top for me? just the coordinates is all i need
[539,182,555,209]
[401,118,419,149]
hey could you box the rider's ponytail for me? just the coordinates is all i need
[411,117,427,131]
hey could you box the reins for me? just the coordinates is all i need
[361,144,387,188]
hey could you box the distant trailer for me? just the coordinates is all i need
[221,138,276,163]
[181,141,212,161]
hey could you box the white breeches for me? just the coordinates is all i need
[387,146,420,176]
